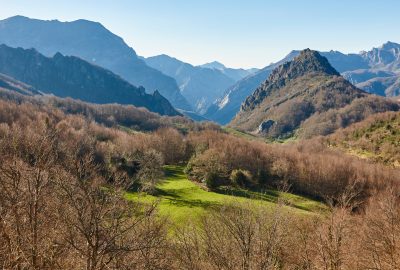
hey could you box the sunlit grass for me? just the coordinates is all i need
[125,165,326,225]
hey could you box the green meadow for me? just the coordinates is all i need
[125,165,326,225]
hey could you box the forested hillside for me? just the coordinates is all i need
[1,88,400,268]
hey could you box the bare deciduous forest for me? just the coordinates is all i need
[0,93,399,269]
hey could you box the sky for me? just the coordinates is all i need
[0,0,399,68]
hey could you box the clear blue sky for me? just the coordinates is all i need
[1,0,399,68]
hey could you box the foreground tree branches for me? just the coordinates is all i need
[0,97,399,269]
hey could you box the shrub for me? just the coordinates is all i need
[230,169,253,188]
[255,168,269,186]
[205,171,221,189]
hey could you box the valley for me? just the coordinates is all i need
[0,4,400,269]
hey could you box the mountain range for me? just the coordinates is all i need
[338,42,400,97]
[0,44,180,116]
[0,15,192,111]
[206,42,400,124]
[199,61,258,81]
[144,55,255,114]
[0,15,399,126]
[230,49,399,138]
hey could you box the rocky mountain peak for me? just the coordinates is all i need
[381,41,400,51]
[267,49,339,85]
[240,49,340,112]
[200,61,226,70]
[360,41,400,67]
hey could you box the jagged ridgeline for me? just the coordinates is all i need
[229,49,399,138]
[0,44,180,116]
[0,16,192,111]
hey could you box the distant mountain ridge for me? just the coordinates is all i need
[0,15,192,110]
[230,49,399,138]
[322,42,400,97]
[199,61,258,81]
[145,55,257,114]
[145,55,236,114]
[0,44,180,116]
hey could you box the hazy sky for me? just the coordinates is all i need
[1,0,399,68]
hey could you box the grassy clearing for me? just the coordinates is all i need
[222,127,264,141]
[125,165,326,225]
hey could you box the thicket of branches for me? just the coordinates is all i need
[172,189,400,270]
[1,96,400,269]
[185,130,400,203]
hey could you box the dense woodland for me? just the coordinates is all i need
[0,90,400,269]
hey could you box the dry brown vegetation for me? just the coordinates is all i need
[0,88,220,133]
[185,129,400,203]
[1,95,400,269]
[327,111,400,166]
[299,95,400,138]
[172,188,400,270]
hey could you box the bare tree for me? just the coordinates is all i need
[55,152,170,270]
[360,188,400,270]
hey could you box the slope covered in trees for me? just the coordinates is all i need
[327,111,400,166]
[230,49,399,138]
[0,88,400,269]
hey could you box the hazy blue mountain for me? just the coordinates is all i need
[0,44,180,116]
[145,55,237,114]
[357,76,400,97]
[320,51,368,72]
[0,15,191,110]
[200,61,226,70]
[205,51,299,124]
[361,41,400,70]
[322,42,400,97]
[200,61,258,81]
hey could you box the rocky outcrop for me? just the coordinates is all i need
[258,120,275,134]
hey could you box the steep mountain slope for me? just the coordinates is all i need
[0,44,180,116]
[205,51,299,124]
[0,73,40,96]
[199,61,257,81]
[145,55,235,114]
[0,15,191,110]
[230,49,399,138]
[322,42,400,97]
